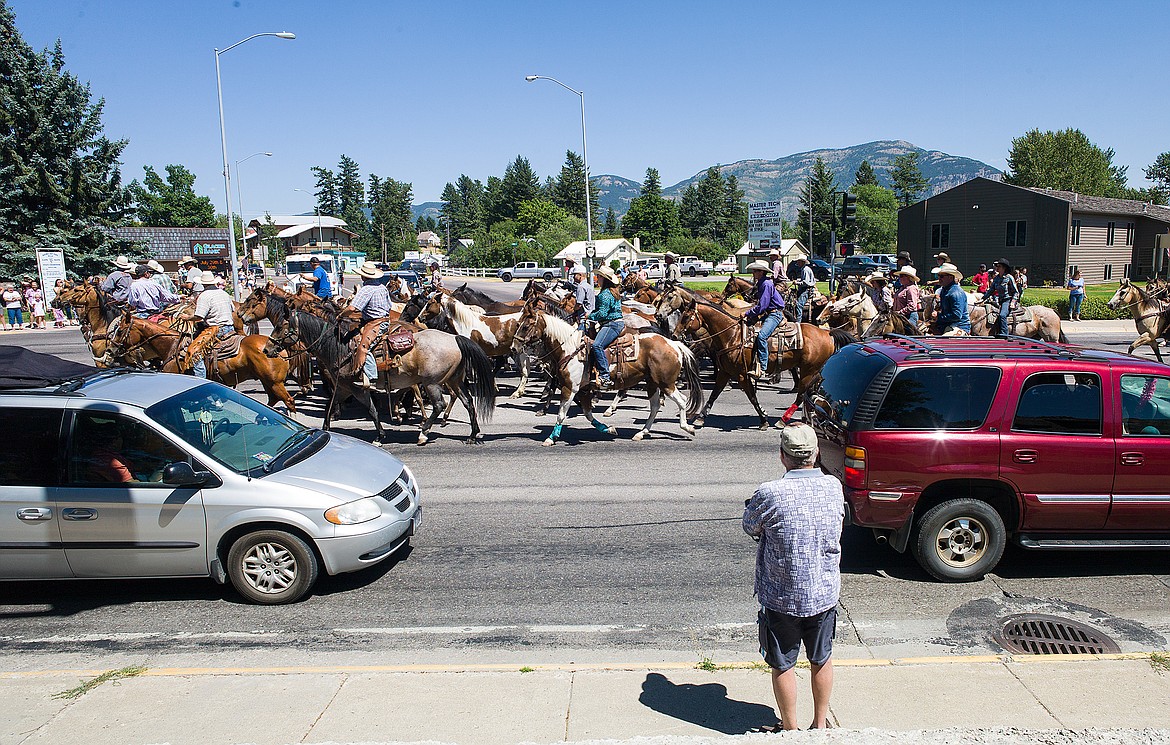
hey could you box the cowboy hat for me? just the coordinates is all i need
[894,266,919,281]
[933,252,950,261]
[179,255,197,266]
[198,270,217,285]
[571,265,588,276]
[993,257,1013,271]
[745,260,770,273]
[935,263,963,281]
[113,255,134,271]
[147,259,166,273]
[595,265,617,284]
[862,272,889,286]
[897,250,912,261]
[356,261,384,280]
[664,251,678,260]
[767,248,780,258]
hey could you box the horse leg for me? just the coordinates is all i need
[542,391,576,447]
[633,385,661,441]
[440,383,458,425]
[510,352,530,399]
[741,374,771,430]
[694,370,733,429]
[417,382,445,445]
[580,391,617,439]
[535,375,555,416]
[450,380,483,444]
[666,385,695,437]
[358,386,385,444]
[602,390,627,417]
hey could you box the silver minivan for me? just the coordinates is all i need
[0,366,421,604]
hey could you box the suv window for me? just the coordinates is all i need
[1120,374,1170,436]
[0,407,63,486]
[1012,372,1102,434]
[67,411,189,485]
[875,367,1001,429]
[810,347,893,427]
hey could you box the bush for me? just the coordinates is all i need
[1024,294,1127,321]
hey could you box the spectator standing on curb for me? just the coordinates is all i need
[25,280,45,329]
[1067,269,1085,321]
[3,283,23,330]
[972,264,991,294]
[743,424,843,731]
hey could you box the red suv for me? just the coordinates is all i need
[808,335,1170,581]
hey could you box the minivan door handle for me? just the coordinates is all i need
[62,508,97,521]
[1120,452,1145,466]
[1013,449,1039,464]
[17,507,52,521]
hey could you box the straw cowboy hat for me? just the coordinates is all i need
[862,272,889,286]
[356,261,384,280]
[179,255,197,266]
[894,266,919,282]
[935,263,963,281]
[112,255,134,271]
[571,265,588,276]
[595,265,618,284]
[147,260,166,274]
[745,260,771,273]
[198,270,217,285]
[933,252,950,262]
[767,248,780,258]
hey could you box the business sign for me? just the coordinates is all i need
[748,201,784,250]
[189,239,229,276]
[36,249,67,306]
[404,251,421,260]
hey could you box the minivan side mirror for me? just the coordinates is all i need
[162,462,210,487]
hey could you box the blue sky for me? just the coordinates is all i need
[10,0,1168,221]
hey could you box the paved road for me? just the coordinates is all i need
[1,314,1168,664]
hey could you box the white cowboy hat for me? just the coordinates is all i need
[935,263,963,281]
[571,265,588,276]
[595,265,618,284]
[198,270,217,285]
[767,248,780,258]
[745,260,770,273]
[862,272,889,286]
[894,266,919,281]
[113,255,134,271]
[179,255,197,266]
[147,259,166,273]
[356,261,384,280]
[664,251,678,260]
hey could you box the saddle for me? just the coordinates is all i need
[607,333,641,363]
[746,319,803,357]
[985,299,1032,330]
[212,332,244,361]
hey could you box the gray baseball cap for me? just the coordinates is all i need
[780,423,818,458]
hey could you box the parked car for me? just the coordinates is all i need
[867,253,897,268]
[0,352,422,604]
[836,256,886,278]
[677,256,713,277]
[400,259,430,274]
[629,259,664,279]
[808,258,833,281]
[376,270,422,292]
[807,335,1170,582]
[714,256,738,274]
[497,262,559,282]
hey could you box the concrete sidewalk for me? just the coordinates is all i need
[5,653,1169,745]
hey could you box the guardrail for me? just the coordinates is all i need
[443,267,496,278]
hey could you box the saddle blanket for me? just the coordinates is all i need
[747,320,803,354]
[574,331,647,364]
[212,333,244,360]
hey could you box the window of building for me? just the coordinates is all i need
[1006,220,1027,247]
[1107,221,1116,246]
[1126,222,1135,246]
[1070,220,1081,246]
[1124,263,1131,278]
[1012,372,1102,435]
[1068,264,1079,277]
[875,367,1002,430]
[931,223,950,249]
[1104,264,1113,280]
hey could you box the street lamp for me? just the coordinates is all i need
[525,74,592,270]
[234,151,272,265]
[215,31,295,299]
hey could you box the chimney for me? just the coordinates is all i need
[633,236,641,254]
[1075,193,1079,203]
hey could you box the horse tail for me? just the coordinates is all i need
[455,334,497,423]
[1058,329,1069,344]
[289,348,313,390]
[669,339,705,418]
[829,328,858,351]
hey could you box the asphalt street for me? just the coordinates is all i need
[2,283,1168,666]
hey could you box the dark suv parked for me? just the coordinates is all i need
[807,335,1170,581]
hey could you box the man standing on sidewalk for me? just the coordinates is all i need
[743,424,844,731]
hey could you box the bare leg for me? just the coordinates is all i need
[809,660,834,729]
[771,667,799,731]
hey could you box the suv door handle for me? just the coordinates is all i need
[17,507,52,521]
[62,508,97,521]
[1013,449,1039,464]
[1120,452,1145,466]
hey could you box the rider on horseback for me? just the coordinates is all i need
[571,265,595,331]
[742,260,786,380]
[352,262,393,392]
[127,264,180,318]
[983,258,1019,336]
[930,264,970,336]
[101,256,135,304]
[892,267,921,326]
[178,270,236,378]
[589,266,625,388]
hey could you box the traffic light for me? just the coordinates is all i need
[841,192,858,227]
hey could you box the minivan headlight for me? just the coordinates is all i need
[325,497,382,525]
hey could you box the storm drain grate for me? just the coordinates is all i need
[994,614,1120,655]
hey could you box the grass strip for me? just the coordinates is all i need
[52,665,147,700]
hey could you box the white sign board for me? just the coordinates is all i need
[748,201,784,250]
[36,249,67,306]
[404,251,421,260]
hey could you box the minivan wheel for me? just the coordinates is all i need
[912,499,1006,582]
[227,530,318,604]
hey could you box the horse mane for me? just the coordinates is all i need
[444,295,486,334]
[531,295,575,324]
[90,285,120,325]
[539,310,580,348]
[264,291,291,325]
[291,310,346,366]
[452,283,498,308]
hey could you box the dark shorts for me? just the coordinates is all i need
[758,606,837,672]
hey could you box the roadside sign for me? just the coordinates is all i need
[585,241,597,258]
[36,248,67,306]
[748,201,783,249]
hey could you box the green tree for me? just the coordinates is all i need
[128,164,216,227]
[1143,151,1170,204]
[498,155,540,222]
[852,184,899,251]
[723,174,748,249]
[550,150,600,231]
[621,168,680,248]
[335,154,368,239]
[890,151,928,207]
[258,212,283,267]
[0,3,131,279]
[515,198,572,237]
[853,160,879,187]
[603,207,618,234]
[368,175,414,262]
[795,157,839,256]
[1003,128,1130,198]
[310,166,339,215]
[439,175,485,249]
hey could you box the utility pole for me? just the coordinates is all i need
[380,223,387,264]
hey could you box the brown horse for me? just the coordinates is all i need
[512,301,703,445]
[53,280,120,365]
[100,309,298,412]
[1108,279,1170,361]
[657,285,855,429]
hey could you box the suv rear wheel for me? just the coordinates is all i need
[227,529,319,604]
[911,499,1006,582]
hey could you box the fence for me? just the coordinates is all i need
[443,267,496,278]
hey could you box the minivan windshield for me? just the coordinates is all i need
[145,384,308,475]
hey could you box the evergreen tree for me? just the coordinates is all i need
[890,151,929,207]
[723,174,748,249]
[368,175,414,262]
[853,160,879,187]
[0,3,131,279]
[795,157,839,256]
[498,155,540,222]
[481,175,507,228]
[1144,151,1170,204]
[603,207,618,235]
[335,154,368,239]
[551,150,599,231]
[310,166,339,216]
[853,184,899,251]
[621,167,680,248]
[128,164,216,227]
[641,168,663,198]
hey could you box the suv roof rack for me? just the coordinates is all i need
[879,334,1080,360]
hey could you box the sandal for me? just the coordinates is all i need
[751,723,784,734]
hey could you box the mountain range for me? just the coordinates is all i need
[411,140,1002,225]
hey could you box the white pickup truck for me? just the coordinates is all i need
[677,256,714,277]
[496,262,560,282]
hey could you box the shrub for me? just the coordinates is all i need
[1024,294,1127,321]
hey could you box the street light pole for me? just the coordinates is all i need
[215,31,294,300]
[234,151,272,266]
[525,74,592,272]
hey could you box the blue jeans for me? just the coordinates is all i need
[6,308,20,326]
[1069,293,1084,317]
[796,289,812,322]
[592,320,624,378]
[996,301,1011,335]
[906,311,919,326]
[756,311,784,373]
[363,321,389,380]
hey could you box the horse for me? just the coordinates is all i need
[52,280,121,365]
[451,283,525,314]
[512,301,703,445]
[265,309,496,445]
[100,308,298,412]
[1108,279,1170,362]
[657,285,855,429]
[818,291,917,338]
[723,274,824,323]
[918,291,1066,342]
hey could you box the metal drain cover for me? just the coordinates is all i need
[994,614,1120,655]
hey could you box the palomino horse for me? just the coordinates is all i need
[657,285,856,430]
[1108,279,1170,362]
[265,309,496,445]
[512,301,703,445]
[919,292,1066,342]
[818,291,917,338]
[99,308,298,412]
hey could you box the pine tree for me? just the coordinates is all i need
[603,207,618,235]
[890,151,929,207]
[310,166,339,216]
[723,174,748,249]
[0,4,131,279]
[499,155,540,221]
[368,175,414,261]
[853,160,879,187]
[795,157,839,256]
[128,164,216,227]
[641,168,663,198]
[335,154,368,241]
[551,150,600,231]
[621,167,680,248]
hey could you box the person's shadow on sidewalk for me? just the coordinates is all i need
[637,672,778,734]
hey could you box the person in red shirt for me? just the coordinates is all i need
[972,264,991,294]
[85,425,136,483]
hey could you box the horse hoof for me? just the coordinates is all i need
[606,427,617,436]
[466,437,484,446]
[683,426,696,436]
[694,419,705,429]
[758,422,770,431]
[439,420,449,427]
[542,438,555,447]
[535,410,546,417]
[632,431,646,441]
[417,436,428,446]
[602,410,614,417]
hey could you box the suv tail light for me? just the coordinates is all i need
[844,446,867,489]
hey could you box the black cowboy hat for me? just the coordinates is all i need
[993,257,1012,271]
